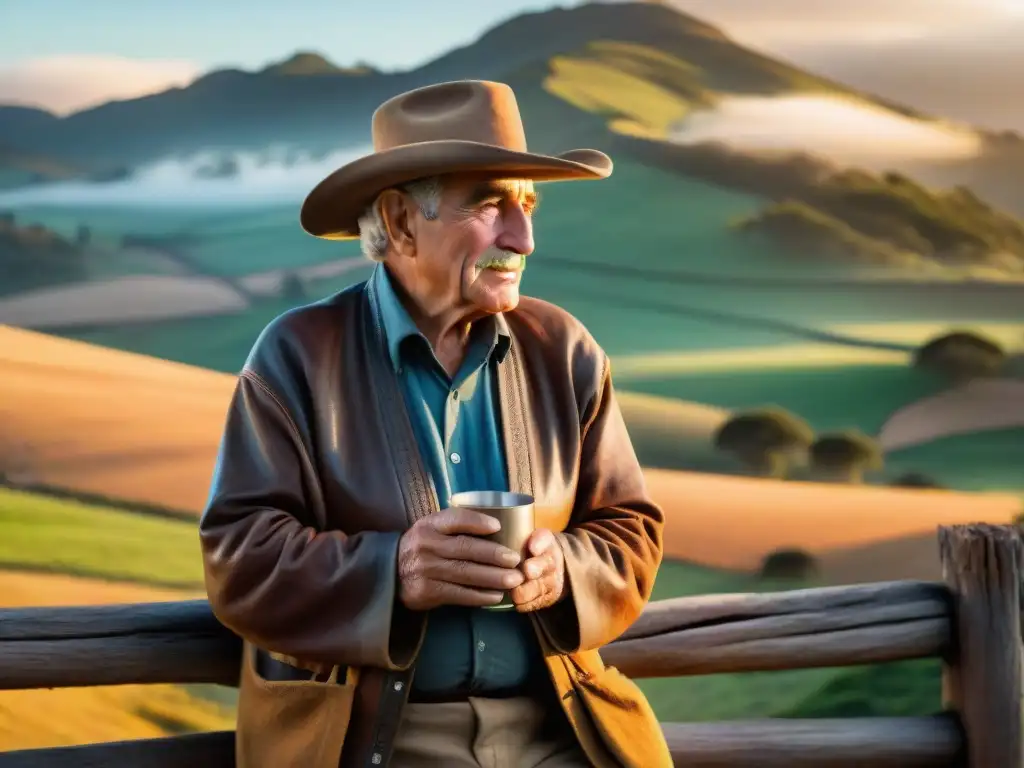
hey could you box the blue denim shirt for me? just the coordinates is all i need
[373,263,546,697]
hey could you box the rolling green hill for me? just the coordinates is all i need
[53,154,1023,387]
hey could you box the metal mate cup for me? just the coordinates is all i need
[450,490,535,610]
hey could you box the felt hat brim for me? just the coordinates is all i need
[299,140,612,240]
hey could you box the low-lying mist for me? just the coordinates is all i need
[0,145,373,208]
[672,94,983,168]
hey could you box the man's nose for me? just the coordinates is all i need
[496,207,535,256]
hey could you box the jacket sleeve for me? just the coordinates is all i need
[199,367,425,670]
[536,354,665,654]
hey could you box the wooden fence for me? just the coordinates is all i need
[0,523,1020,767]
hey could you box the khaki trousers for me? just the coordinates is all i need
[391,695,592,767]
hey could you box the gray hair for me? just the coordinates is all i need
[357,176,443,261]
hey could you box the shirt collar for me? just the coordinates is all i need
[372,262,511,372]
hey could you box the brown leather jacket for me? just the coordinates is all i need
[199,275,672,768]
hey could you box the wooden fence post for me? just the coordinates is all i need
[939,523,1023,767]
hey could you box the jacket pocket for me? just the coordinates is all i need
[567,657,673,768]
[235,642,357,768]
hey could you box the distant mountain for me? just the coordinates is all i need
[261,51,378,77]
[0,1,1021,218]
[0,3,878,171]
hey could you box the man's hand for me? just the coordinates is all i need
[510,529,566,613]
[397,508,526,611]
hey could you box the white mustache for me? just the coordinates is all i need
[477,250,525,271]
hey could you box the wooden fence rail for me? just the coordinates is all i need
[0,524,1019,767]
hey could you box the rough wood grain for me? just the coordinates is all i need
[0,599,240,689]
[0,731,234,768]
[0,600,218,641]
[604,617,949,677]
[605,582,951,677]
[0,581,956,689]
[620,580,950,641]
[939,523,1023,768]
[0,634,240,688]
[663,715,963,767]
[0,718,961,768]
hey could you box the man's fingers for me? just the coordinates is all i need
[526,528,556,556]
[432,534,521,568]
[430,507,501,537]
[427,557,525,591]
[509,575,546,607]
[514,595,550,613]
[426,580,505,608]
[521,552,552,581]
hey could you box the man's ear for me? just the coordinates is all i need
[379,190,417,258]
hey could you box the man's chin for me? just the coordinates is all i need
[473,285,520,315]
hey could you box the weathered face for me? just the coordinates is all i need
[388,172,537,318]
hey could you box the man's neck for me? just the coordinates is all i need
[385,264,483,374]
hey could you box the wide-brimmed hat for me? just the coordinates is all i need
[299,80,613,240]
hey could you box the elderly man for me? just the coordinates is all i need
[199,80,672,768]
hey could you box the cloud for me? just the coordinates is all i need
[0,55,201,115]
[669,1,1024,132]
[768,18,1024,133]
[669,0,1010,45]
[672,93,982,167]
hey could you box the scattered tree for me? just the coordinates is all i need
[713,407,814,478]
[890,471,944,489]
[760,548,819,581]
[913,330,1006,384]
[808,430,883,484]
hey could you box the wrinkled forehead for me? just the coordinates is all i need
[444,172,537,206]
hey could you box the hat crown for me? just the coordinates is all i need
[371,80,528,153]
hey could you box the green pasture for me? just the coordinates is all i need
[885,427,1024,492]
[9,205,202,241]
[189,222,362,276]
[619,363,945,435]
[66,272,825,374]
[0,487,203,589]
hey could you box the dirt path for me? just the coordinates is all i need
[879,377,1024,450]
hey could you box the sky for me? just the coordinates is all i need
[1,0,1023,124]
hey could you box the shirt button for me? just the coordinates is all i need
[477,640,486,652]
[393,681,404,692]
[451,390,459,401]
[450,452,461,464]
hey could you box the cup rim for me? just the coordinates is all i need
[450,490,534,509]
